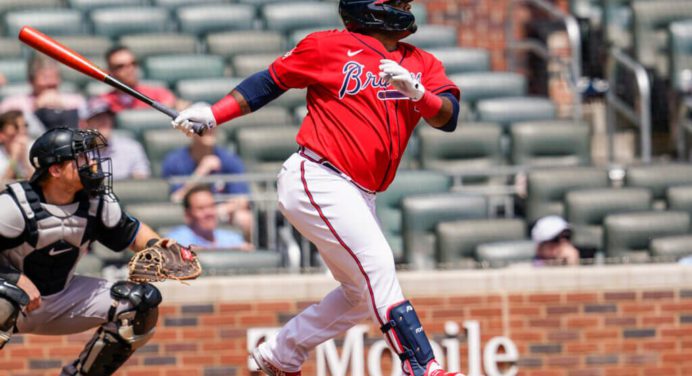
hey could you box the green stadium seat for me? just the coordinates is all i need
[176,4,256,37]
[526,167,610,224]
[119,33,198,60]
[288,26,339,47]
[223,106,295,143]
[624,164,692,202]
[143,54,226,86]
[451,72,527,105]
[91,7,170,39]
[262,2,341,34]
[0,59,26,84]
[403,25,458,49]
[669,20,692,93]
[235,125,299,173]
[5,9,85,37]
[75,253,104,277]
[475,239,535,268]
[411,2,427,26]
[565,187,653,253]
[68,0,145,12]
[427,47,491,75]
[375,170,451,263]
[632,0,692,77]
[153,0,228,11]
[195,249,283,275]
[141,129,192,177]
[0,0,63,17]
[436,218,526,265]
[402,193,487,269]
[0,82,79,101]
[418,122,504,185]
[0,38,22,59]
[231,53,276,76]
[116,109,172,141]
[90,241,134,264]
[476,97,556,131]
[175,77,242,104]
[604,211,689,259]
[53,35,112,58]
[510,120,591,167]
[238,0,306,5]
[272,88,307,111]
[125,202,185,232]
[206,31,284,59]
[666,185,692,223]
[650,235,692,261]
[113,178,171,206]
[603,0,633,50]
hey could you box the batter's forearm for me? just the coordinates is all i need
[424,96,453,126]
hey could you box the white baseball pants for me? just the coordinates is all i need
[262,152,405,371]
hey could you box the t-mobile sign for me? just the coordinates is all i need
[247,320,519,376]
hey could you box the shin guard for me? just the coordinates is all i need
[380,300,434,376]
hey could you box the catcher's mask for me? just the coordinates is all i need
[29,127,112,196]
[339,0,417,35]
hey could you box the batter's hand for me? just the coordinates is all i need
[379,59,425,101]
[172,105,217,137]
[16,274,41,313]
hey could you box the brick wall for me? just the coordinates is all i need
[4,265,692,376]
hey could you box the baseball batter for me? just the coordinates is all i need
[0,128,166,375]
[173,1,462,375]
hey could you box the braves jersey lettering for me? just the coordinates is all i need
[339,61,421,100]
[269,30,459,192]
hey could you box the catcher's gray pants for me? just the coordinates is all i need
[16,275,132,335]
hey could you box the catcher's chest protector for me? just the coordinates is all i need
[3,182,109,295]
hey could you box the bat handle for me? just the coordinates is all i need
[151,101,207,136]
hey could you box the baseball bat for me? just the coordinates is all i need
[17,26,207,135]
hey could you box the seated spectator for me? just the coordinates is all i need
[161,126,253,241]
[166,185,253,250]
[100,46,184,112]
[0,54,86,136]
[531,215,580,266]
[0,110,33,184]
[80,98,151,180]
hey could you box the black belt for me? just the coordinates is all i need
[298,147,376,195]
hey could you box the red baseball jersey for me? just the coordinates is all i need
[269,30,460,192]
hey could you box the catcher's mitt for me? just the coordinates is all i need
[128,238,202,283]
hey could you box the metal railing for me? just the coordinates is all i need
[605,49,652,163]
[506,0,583,121]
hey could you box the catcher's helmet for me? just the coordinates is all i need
[29,127,112,195]
[339,0,417,34]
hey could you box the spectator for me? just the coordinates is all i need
[161,126,253,241]
[166,185,252,250]
[531,215,580,266]
[0,54,86,136]
[79,98,151,180]
[0,110,33,184]
[100,46,181,112]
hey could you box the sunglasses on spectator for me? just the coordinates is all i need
[546,231,572,244]
[110,60,138,71]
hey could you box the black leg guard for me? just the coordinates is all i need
[0,279,29,349]
[381,300,435,376]
[61,281,162,376]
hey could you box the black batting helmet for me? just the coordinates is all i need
[339,0,417,34]
[29,127,112,195]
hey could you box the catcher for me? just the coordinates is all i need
[0,127,200,375]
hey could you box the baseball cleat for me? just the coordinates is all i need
[251,347,302,376]
[424,360,465,376]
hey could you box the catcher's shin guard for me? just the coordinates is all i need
[61,282,161,376]
[0,279,29,349]
[380,300,435,376]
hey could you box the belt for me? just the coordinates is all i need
[298,147,376,195]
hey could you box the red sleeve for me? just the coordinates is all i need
[422,53,460,100]
[269,34,323,90]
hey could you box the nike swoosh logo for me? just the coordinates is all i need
[48,247,73,256]
[347,49,363,57]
